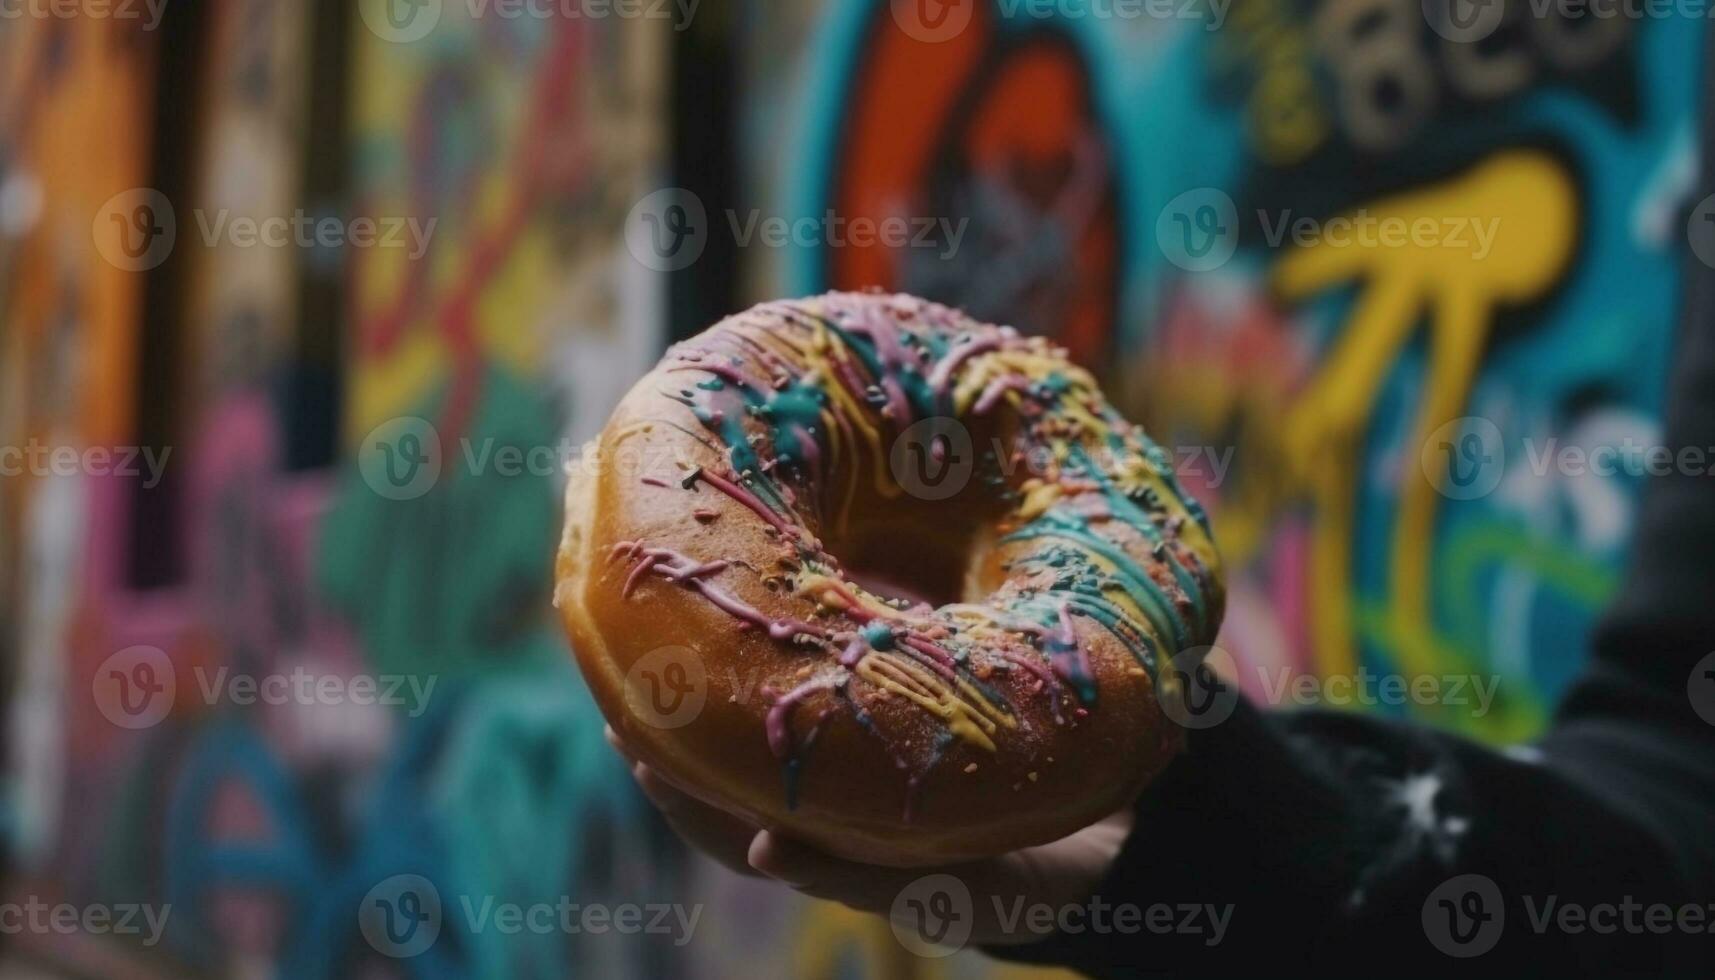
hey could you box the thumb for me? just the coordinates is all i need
[748,815,1128,946]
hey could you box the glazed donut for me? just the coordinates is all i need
[556,292,1223,866]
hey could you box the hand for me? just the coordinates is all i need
[605,725,1131,946]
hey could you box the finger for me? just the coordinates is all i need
[748,831,1037,945]
[748,831,901,908]
[749,827,1124,946]
[604,724,640,763]
[748,831,988,914]
[630,760,685,812]
[607,727,761,875]
[622,756,765,878]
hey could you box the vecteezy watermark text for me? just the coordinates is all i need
[92,646,438,730]
[1156,188,1504,273]
[459,896,701,945]
[1424,874,1715,958]
[0,441,171,488]
[888,874,1232,956]
[94,189,436,272]
[988,896,1233,945]
[352,414,1238,501]
[1157,646,1502,730]
[1254,666,1500,716]
[891,0,1227,42]
[623,188,971,272]
[726,209,969,260]
[360,0,703,43]
[616,642,1501,736]
[996,0,1230,29]
[1257,209,1501,259]
[0,0,168,29]
[193,666,437,718]
[191,209,435,260]
[0,898,171,947]
[1431,0,1715,48]
[1420,416,1715,502]
[359,875,701,959]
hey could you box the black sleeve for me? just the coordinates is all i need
[985,31,1715,980]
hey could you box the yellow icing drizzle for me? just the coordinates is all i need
[855,652,1016,753]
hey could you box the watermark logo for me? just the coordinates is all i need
[1423,420,1715,495]
[94,189,435,270]
[1426,875,1715,954]
[359,417,443,501]
[1423,873,1505,958]
[890,417,975,500]
[990,0,1230,29]
[359,0,444,42]
[626,187,708,272]
[1157,188,1238,273]
[1689,652,1715,727]
[461,896,701,943]
[994,895,1234,945]
[360,875,444,959]
[345,431,1232,494]
[1422,0,1505,43]
[92,646,175,730]
[96,661,438,730]
[726,209,968,259]
[1259,210,1500,258]
[891,0,975,42]
[624,646,708,729]
[359,876,701,954]
[1156,644,1239,729]
[94,188,175,272]
[359,0,702,37]
[891,874,974,956]
[1421,416,1506,500]
[626,196,969,270]
[1258,667,1501,717]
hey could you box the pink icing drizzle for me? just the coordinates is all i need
[927,333,1003,395]
[694,467,796,538]
[612,541,828,642]
[765,676,841,759]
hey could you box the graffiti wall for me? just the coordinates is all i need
[0,4,1080,977]
[6,1,1701,977]
[752,0,1701,743]
[328,6,682,976]
[0,9,159,900]
[3,4,726,977]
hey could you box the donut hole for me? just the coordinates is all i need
[827,493,1009,610]
[819,414,1022,609]
[835,523,976,607]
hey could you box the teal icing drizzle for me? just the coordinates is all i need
[861,621,896,650]
[670,371,832,517]
[1004,508,1192,654]
[1007,558,1162,679]
[1042,610,1098,705]
[756,378,829,468]
[1068,444,1211,636]
[818,315,945,416]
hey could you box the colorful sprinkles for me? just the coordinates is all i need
[609,292,1220,818]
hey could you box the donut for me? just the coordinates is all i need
[555,292,1223,866]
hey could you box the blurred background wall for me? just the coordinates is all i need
[0,0,1702,976]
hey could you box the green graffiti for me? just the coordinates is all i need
[319,366,561,680]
